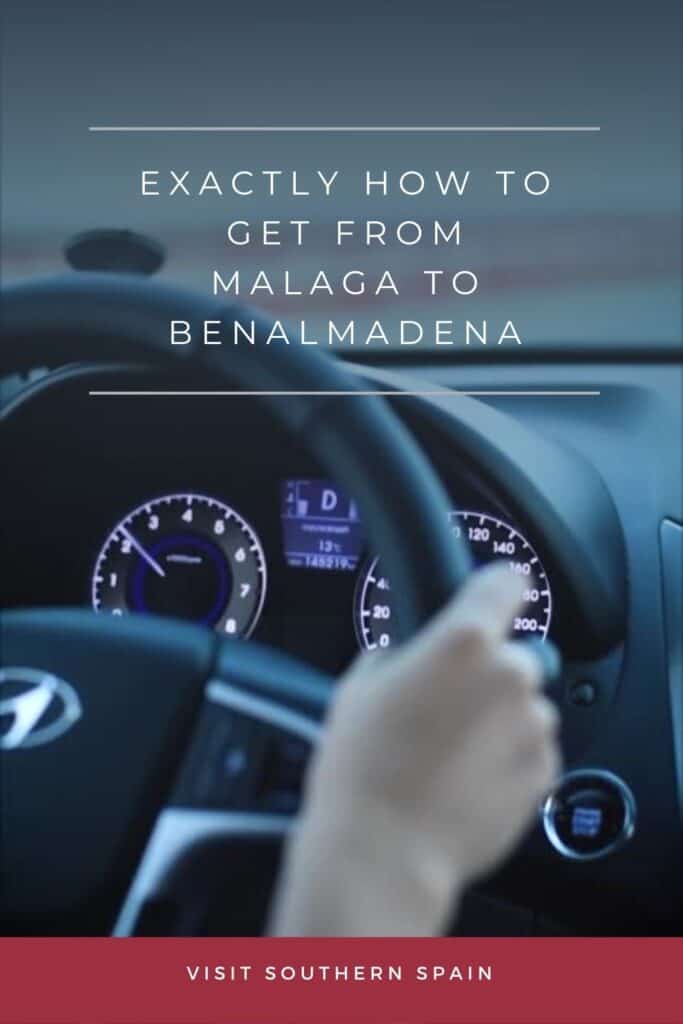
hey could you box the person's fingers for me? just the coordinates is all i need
[345,564,529,709]
[387,566,529,711]
[495,640,545,693]
[494,699,561,811]
[511,723,562,801]
[510,695,561,756]
[427,562,527,655]
[472,689,556,752]
[458,694,560,800]
[526,636,562,684]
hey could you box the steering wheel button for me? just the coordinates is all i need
[223,746,248,779]
[256,733,312,814]
[172,705,266,810]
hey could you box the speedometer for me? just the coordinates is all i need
[354,510,552,651]
[92,493,266,637]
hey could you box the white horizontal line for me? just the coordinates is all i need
[88,125,601,133]
[88,389,601,397]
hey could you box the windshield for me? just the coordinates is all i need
[2,1,681,352]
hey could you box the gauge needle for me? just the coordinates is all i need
[120,526,166,578]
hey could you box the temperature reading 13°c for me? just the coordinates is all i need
[281,479,364,571]
[92,493,267,638]
[355,510,553,651]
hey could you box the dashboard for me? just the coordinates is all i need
[2,352,682,937]
[2,368,555,676]
[89,483,552,661]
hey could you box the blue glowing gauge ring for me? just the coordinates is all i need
[91,493,267,638]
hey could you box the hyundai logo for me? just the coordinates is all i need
[0,668,82,750]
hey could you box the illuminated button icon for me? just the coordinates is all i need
[543,770,636,860]
[571,806,603,838]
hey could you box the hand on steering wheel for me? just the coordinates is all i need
[271,564,560,935]
[1,271,560,936]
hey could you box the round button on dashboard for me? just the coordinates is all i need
[542,769,636,860]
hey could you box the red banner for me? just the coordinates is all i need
[0,937,681,1023]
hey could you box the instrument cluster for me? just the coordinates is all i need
[89,478,553,668]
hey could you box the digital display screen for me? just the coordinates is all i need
[281,480,364,571]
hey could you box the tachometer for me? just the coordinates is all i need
[92,493,266,637]
[355,510,552,650]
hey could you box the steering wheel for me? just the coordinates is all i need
[0,272,472,935]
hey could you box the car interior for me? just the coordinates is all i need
[1,241,681,938]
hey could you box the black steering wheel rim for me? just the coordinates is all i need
[1,270,474,934]
[1,271,471,635]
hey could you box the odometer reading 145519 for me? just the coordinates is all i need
[355,510,552,651]
[92,493,266,638]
